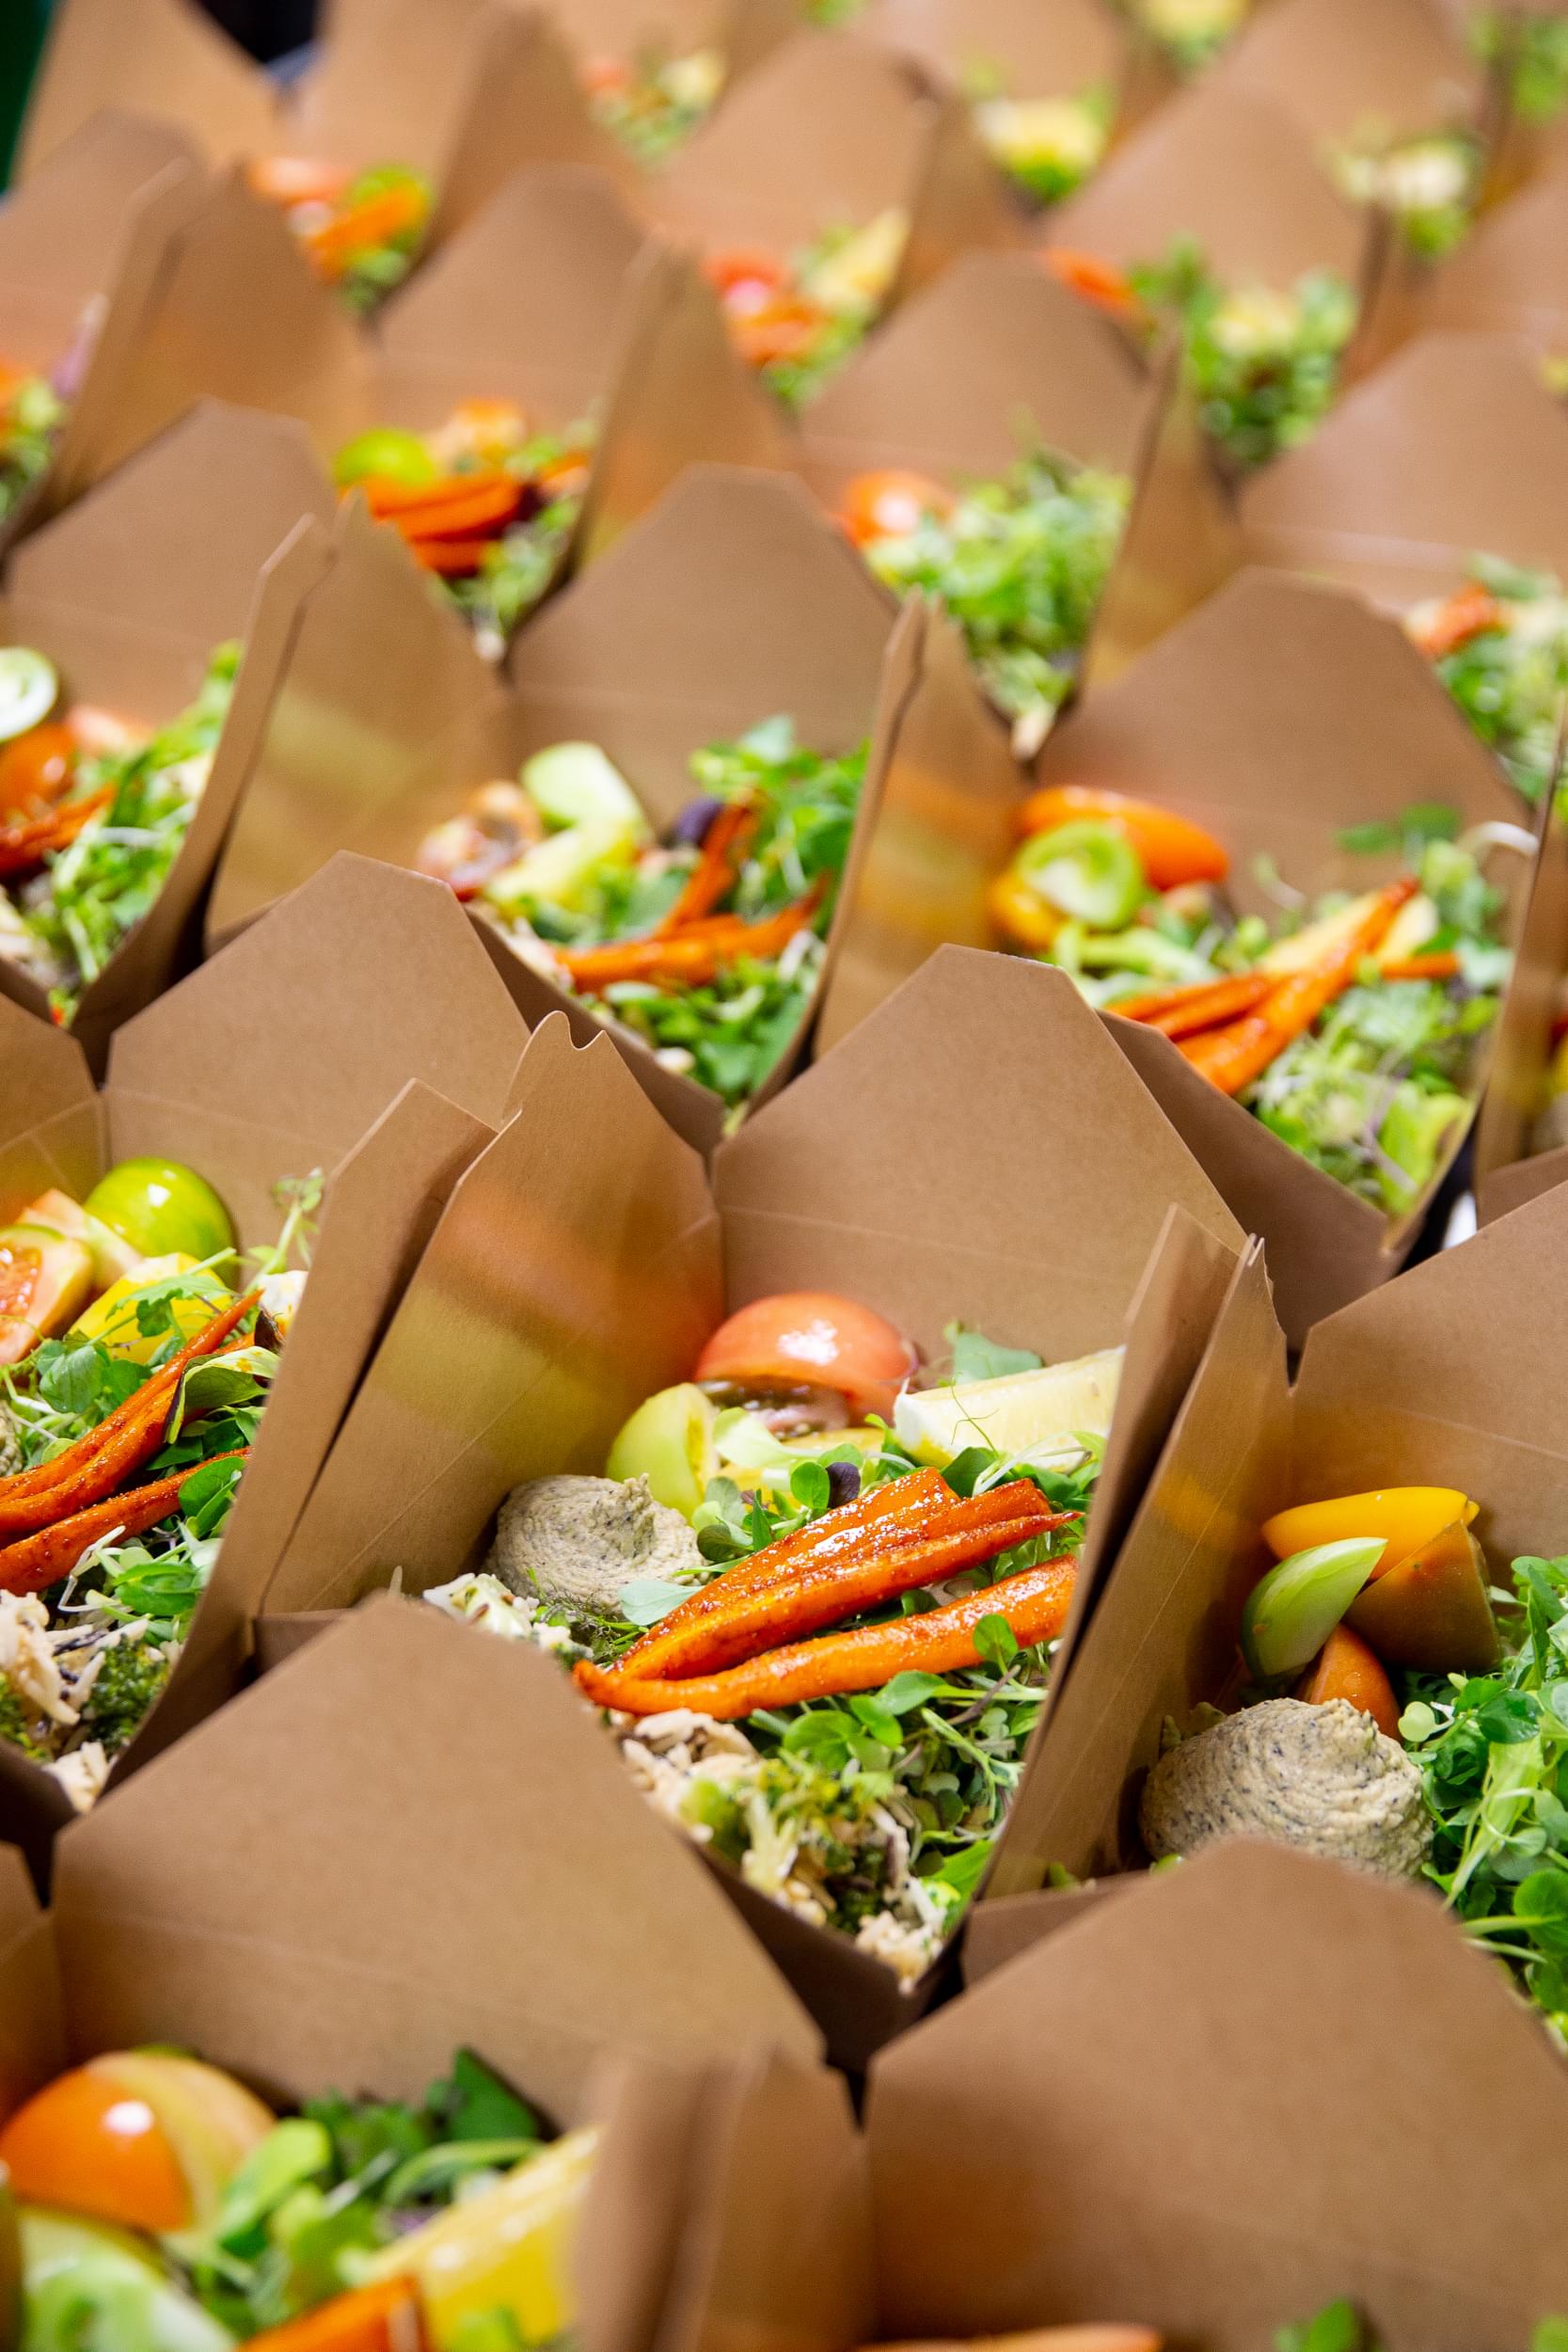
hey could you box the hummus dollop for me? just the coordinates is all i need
[1139,1696,1432,1880]
[486,1472,703,1615]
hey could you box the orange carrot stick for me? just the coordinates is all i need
[656,798,757,935]
[1180,879,1418,1096]
[0,1452,246,1597]
[624,1485,1066,1681]
[393,483,524,541]
[1379,950,1460,983]
[1407,583,1501,660]
[559,889,823,991]
[239,2276,424,2349]
[0,788,112,879]
[576,1553,1078,1719]
[302,183,425,278]
[403,537,488,578]
[1113,974,1274,1037]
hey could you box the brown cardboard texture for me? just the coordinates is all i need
[18,0,278,176]
[865,1841,1568,2349]
[649,27,1021,285]
[62,157,781,629]
[1029,565,1537,1342]
[1425,171,1568,354]
[797,248,1237,693]
[1046,77,1371,291]
[260,946,1240,2063]
[1475,799,1568,1219]
[854,0,1139,125]
[0,402,339,1061]
[0,850,531,1872]
[1213,0,1486,151]
[967,1173,1568,1958]
[1242,329,1568,606]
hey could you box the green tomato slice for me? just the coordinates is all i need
[0,647,59,741]
[83,1157,235,1264]
[1241,1537,1386,1682]
[1015,819,1145,930]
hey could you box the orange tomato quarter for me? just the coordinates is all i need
[0,2064,191,2233]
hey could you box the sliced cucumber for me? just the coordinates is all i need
[0,647,59,742]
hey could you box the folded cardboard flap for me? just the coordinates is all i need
[284,0,499,175]
[0,1848,66,2109]
[0,111,202,372]
[719,942,1243,1359]
[17,0,279,178]
[1426,172,1568,346]
[1242,328,1568,603]
[1046,77,1369,286]
[814,599,1022,1053]
[865,1841,1568,2349]
[854,0,1132,106]
[261,1013,721,1610]
[1477,803,1568,1201]
[53,1595,819,2118]
[652,28,936,252]
[1213,0,1486,143]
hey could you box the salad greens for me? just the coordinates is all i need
[1125,0,1250,72]
[0,372,64,524]
[443,419,594,654]
[858,448,1132,755]
[584,44,723,166]
[962,73,1113,206]
[7,644,240,1021]
[1471,7,1568,124]
[1330,130,1480,260]
[1407,556,1568,811]
[1128,237,1358,471]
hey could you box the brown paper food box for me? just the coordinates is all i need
[0,404,344,1062]
[1242,327,1568,607]
[1020,566,1540,1343]
[53,155,783,596]
[213,463,933,1156]
[0,1610,847,2352]
[1213,0,1489,152]
[648,25,1023,298]
[796,246,1237,699]
[850,0,1145,135]
[959,1173,1568,1973]
[1424,169,1568,355]
[252,944,1243,2064]
[1475,803,1568,1222]
[0,850,537,1876]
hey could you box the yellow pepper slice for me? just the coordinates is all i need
[1261,1487,1477,1579]
[987,866,1063,952]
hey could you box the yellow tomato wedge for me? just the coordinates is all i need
[1261,1487,1477,1579]
[71,1256,233,1363]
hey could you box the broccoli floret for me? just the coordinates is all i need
[0,1676,47,1760]
[82,1640,168,1755]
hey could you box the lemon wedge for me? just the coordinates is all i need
[894,1348,1123,1470]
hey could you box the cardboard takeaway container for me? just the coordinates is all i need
[15,0,638,221]
[646,24,1025,306]
[1212,0,1491,158]
[209,461,996,1156]
[0,851,537,1877]
[43,155,783,592]
[1423,167,1568,355]
[0,402,344,1061]
[1241,326,1568,607]
[849,0,1149,154]
[959,1173,1568,1979]
[251,943,1244,2066]
[1023,565,1540,1343]
[0,1597,849,2352]
[795,245,1237,721]
[626,1840,1568,2352]
[1475,804,1568,1222]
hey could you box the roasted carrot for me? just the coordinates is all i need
[392,483,524,541]
[624,1486,1068,1681]
[1407,582,1501,660]
[0,788,112,879]
[357,470,506,519]
[0,1452,247,1597]
[1378,950,1460,983]
[656,798,757,934]
[0,1289,260,1540]
[576,1553,1077,1719]
[1112,974,1274,1037]
[558,891,823,991]
[241,2277,426,2350]
[1017,786,1228,890]
[402,537,488,578]
[1043,249,1142,322]
[302,183,425,279]
[1180,878,1418,1096]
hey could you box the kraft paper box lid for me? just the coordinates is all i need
[261,946,1240,2063]
[1046,76,1370,288]
[1212,0,1486,148]
[1425,172,1568,349]
[0,405,338,1060]
[853,0,1136,111]
[1242,328,1568,606]
[0,853,532,1869]
[1029,565,1537,1342]
[18,0,280,177]
[1476,801,1568,1219]
[648,24,1022,277]
[866,1841,1568,2350]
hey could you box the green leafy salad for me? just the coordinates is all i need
[0,372,65,524]
[1471,6,1568,125]
[416,721,865,1120]
[1127,237,1358,471]
[0,644,240,1021]
[1405,558,1568,812]
[426,1318,1122,1984]
[847,448,1132,755]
